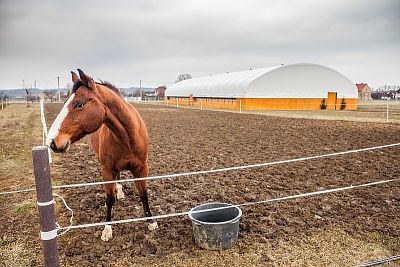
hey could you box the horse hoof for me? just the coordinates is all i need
[148,221,158,231]
[116,192,125,200]
[116,184,125,200]
[101,225,113,241]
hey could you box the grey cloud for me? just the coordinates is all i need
[0,0,399,89]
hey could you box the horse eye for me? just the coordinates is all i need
[73,102,85,109]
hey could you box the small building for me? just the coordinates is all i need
[166,63,358,111]
[141,87,166,101]
[154,86,166,99]
[356,83,372,101]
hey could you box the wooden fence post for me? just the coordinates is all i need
[32,146,60,267]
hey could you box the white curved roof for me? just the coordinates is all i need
[166,63,358,99]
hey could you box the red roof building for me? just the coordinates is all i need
[356,83,372,100]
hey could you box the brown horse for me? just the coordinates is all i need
[46,69,157,241]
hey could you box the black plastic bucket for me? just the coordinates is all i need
[188,202,242,250]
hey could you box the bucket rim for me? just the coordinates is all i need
[188,202,242,225]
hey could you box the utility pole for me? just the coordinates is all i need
[57,76,60,102]
[22,79,25,89]
[139,80,142,100]
[34,80,37,90]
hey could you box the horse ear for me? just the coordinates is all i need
[71,71,79,83]
[77,69,96,90]
[88,77,96,90]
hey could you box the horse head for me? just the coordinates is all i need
[46,69,106,153]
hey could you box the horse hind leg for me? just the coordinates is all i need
[116,183,125,200]
[132,165,158,231]
[140,189,158,231]
[115,173,125,200]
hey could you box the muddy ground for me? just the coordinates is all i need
[2,103,400,266]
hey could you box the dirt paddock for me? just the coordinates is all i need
[1,102,400,266]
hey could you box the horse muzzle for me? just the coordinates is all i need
[49,139,71,153]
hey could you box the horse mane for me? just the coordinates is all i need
[97,80,124,99]
[72,80,123,99]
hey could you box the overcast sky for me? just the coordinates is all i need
[0,0,399,89]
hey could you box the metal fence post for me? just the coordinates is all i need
[32,146,60,267]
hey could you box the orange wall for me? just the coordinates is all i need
[167,97,358,111]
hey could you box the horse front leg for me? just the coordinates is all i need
[115,173,125,200]
[101,166,117,242]
[131,163,158,231]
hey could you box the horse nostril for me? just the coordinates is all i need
[50,140,57,151]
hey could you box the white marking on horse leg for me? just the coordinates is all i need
[116,183,125,200]
[148,221,158,231]
[45,93,75,147]
[101,225,113,241]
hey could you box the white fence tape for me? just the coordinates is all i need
[1,142,399,196]
[40,99,52,163]
[58,177,399,231]
[52,142,400,189]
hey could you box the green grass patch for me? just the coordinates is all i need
[13,200,34,215]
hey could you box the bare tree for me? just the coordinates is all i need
[131,88,141,97]
[25,89,30,103]
[43,90,58,102]
[120,89,129,97]
[25,89,36,103]
[175,73,192,83]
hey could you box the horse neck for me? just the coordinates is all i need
[97,86,138,144]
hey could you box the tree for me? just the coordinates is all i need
[131,88,141,97]
[120,89,129,97]
[25,89,29,103]
[25,89,35,103]
[43,90,58,102]
[175,73,192,83]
